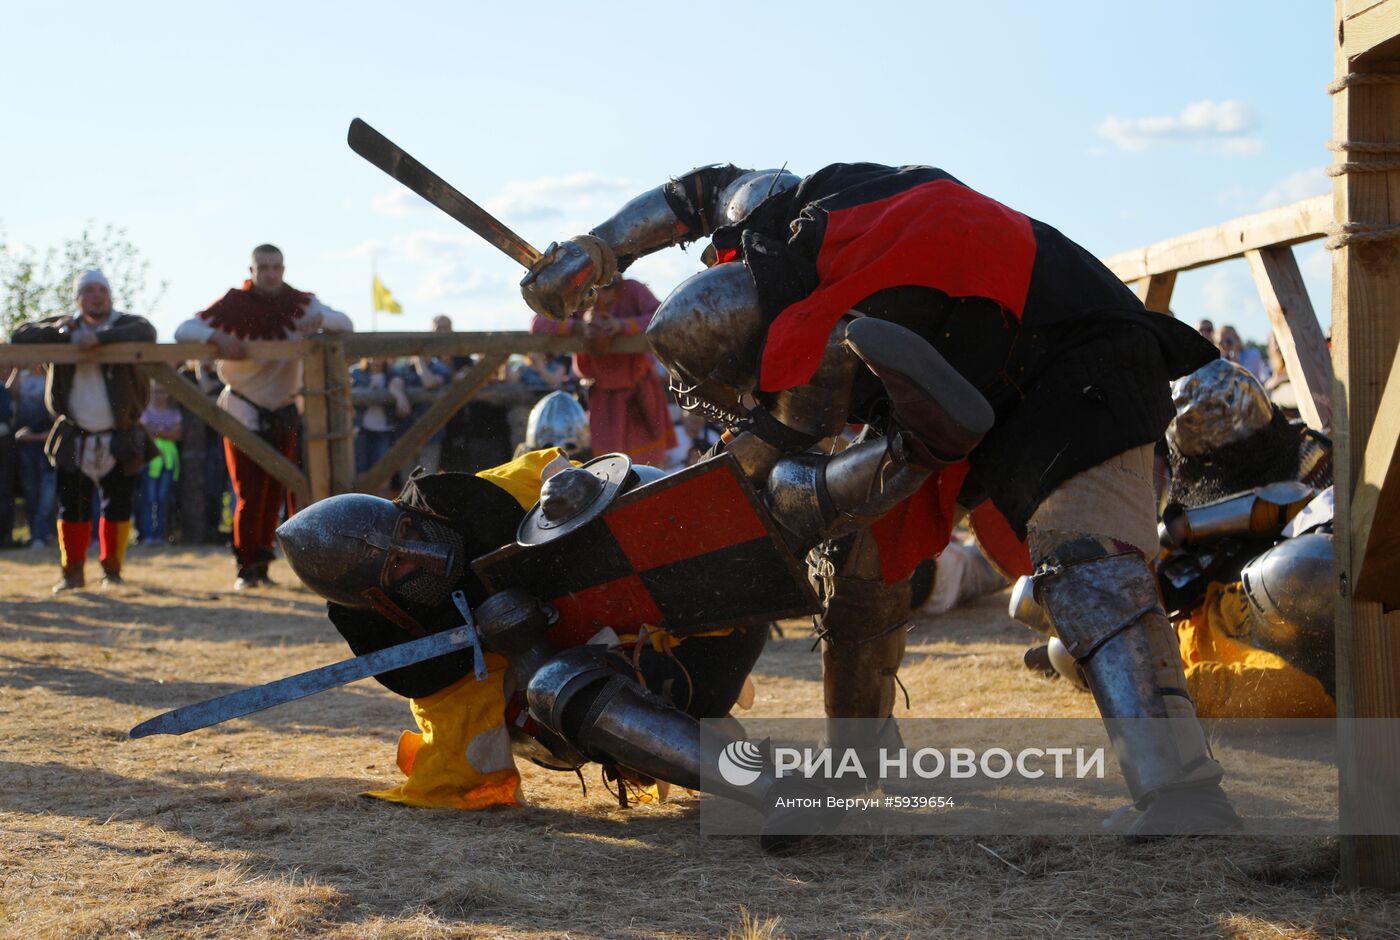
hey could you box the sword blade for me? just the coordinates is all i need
[347,118,543,269]
[129,626,474,738]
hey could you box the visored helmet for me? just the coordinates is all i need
[646,262,765,426]
[1167,358,1273,458]
[277,494,465,625]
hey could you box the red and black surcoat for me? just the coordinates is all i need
[678,163,1216,582]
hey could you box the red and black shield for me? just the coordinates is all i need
[471,453,820,645]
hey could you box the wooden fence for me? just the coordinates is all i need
[0,332,647,525]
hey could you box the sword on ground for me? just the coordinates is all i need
[130,591,488,738]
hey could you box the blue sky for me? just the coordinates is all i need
[2,2,1332,343]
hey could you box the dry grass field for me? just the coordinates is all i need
[1,544,1396,939]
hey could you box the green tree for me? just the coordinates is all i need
[0,223,167,337]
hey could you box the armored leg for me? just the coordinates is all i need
[814,527,910,764]
[526,646,836,849]
[1036,551,1241,834]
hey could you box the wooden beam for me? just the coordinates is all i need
[1101,195,1331,283]
[142,363,310,506]
[0,339,307,367]
[1331,0,1400,890]
[1132,272,1177,314]
[0,332,648,368]
[339,331,648,360]
[1351,340,1400,604]
[1244,245,1334,431]
[357,353,510,495]
[1341,0,1400,62]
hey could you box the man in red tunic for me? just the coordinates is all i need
[176,244,353,589]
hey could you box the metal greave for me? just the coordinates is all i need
[1035,552,1223,804]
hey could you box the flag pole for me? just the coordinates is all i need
[371,251,378,333]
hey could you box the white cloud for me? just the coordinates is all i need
[626,249,706,297]
[1199,264,1263,322]
[370,172,631,226]
[484,172,633,224]
[1256,167,1329,210]
[400,229,475,264]
[370,188,431,217]
[415,263,512,304]
[321,239,383,261]
[1097,99,1261,154]
[1299,243,1330,281]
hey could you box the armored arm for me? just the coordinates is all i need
[592,164,753,269]
[522,165,783,320]
[1158,481,1317,548]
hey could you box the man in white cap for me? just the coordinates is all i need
[175,244,352,589]
[12,269,157,591]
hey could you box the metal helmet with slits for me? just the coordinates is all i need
[646,262,766,426]
[276,494,465,622]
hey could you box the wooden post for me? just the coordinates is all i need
[357,353,509,495]
[301,340,333,504]
[1332,0,1400,891]
[1244,245,1334,431]
[1133,272,1177,314]
[323,340,356,496]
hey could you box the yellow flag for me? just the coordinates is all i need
[372,275,403,314]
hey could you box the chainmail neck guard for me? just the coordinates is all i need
[1167,408,1304,508]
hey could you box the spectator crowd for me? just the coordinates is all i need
[0,255,726,592]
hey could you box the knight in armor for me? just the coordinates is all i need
[1016,359,1336,718]
[277,437,945,851]
[519,162,1237,834]
[519,389,592,459]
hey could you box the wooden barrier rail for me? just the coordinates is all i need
[1103,194,1334,433]
[0,331,649,511]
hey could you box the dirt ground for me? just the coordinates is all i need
[1,544,1395,939]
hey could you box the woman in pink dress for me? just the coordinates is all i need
[530,278,677,466]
